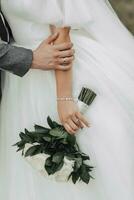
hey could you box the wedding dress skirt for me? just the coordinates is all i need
[0,0,134,200]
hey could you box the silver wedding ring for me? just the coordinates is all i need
[75,119,80,125]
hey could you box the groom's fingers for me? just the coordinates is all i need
[55,42,73,51]
[45,32,59,44]
[58,49,75,58]
[58,56,74,65]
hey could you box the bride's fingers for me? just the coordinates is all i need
[77,120,84,129]
[75,112,90,127]
[67,119,79,131]
[64,123,76,134]
[72,115,79,124]
[71,115,83,128]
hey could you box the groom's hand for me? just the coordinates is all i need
[31,33,74,71]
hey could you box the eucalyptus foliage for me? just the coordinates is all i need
[14,116,94,184]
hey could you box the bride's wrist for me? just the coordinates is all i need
[57,96,74,102]
[56,92,77,102]
[57,92,73,99]
[53,27,71,44]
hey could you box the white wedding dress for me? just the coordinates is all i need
[0,0,134,200]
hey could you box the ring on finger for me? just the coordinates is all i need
[72,116,84,129]
[63,58,67,64]
[75,119,80,124]
[72,117,80,125]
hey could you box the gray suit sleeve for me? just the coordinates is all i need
[0,43,33,77]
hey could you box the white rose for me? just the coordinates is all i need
[24,143,49,171]
[23,143,75,182]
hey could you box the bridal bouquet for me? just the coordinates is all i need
[14,87,96,184]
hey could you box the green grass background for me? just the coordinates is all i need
[110,0,134,34]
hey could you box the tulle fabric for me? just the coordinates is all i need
[0,0,134,200]
[2,0,92,28]
[3,0,134,57]
[0,33,134,200]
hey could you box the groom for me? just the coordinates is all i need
[0,12,74,99]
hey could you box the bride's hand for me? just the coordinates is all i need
[57,100,89,134]
[52,26,90,134]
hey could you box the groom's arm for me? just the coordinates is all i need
[0,33,75,77]
[0,43,33,77]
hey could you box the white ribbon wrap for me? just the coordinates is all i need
[77,100,89,114]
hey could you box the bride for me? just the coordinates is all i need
[0,0,134,199]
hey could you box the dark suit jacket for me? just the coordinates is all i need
[0,11,33,99]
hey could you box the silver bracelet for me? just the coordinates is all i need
[57,97,75,101]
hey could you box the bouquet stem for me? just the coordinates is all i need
[77,87,96,114]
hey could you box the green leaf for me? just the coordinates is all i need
[34,125,50,134]
[19,132,26,140]
[67,134,76,146]
[81,153,90,161]
[74,143,80,151]
[25,145,41,157]
[52,152,64,164]
[80,165,90,184]
[47,116,55,129]
[68,172,73,181]
[43,135,51,142]
[30,132,45,138]
[45,156,53,167]
[49,127,67,138]
[56,160,64,172]
[60,138,68,144]
[45,164,55,175]
[13,140,25,148]
[71,172,80,184]
[80,171,90,184]
[74,157,82,170]
[24,129,34,140]
[16,146,24,152]
[45,156,64,175]
[83,164,94,174]
[52,121,61,128]
[19,132,33,143]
